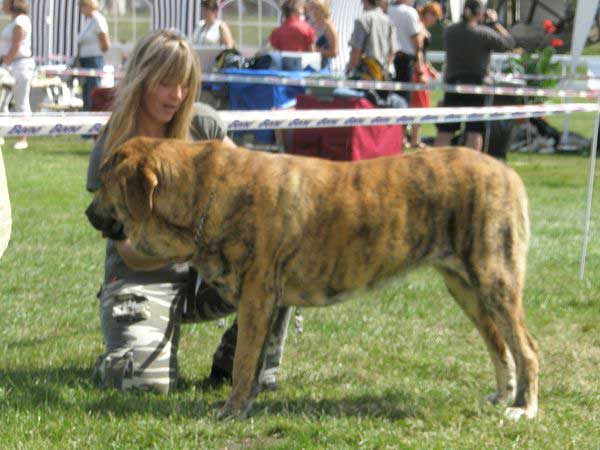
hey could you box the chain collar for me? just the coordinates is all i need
[194,191,215,245]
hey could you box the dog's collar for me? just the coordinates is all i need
[194,191,215,245]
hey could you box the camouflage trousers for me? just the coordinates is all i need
[95,279,292,394]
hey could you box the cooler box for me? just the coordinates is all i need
[290,94,404,161]
[225,68,310,144]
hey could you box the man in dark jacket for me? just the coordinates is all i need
[434,0,515,152]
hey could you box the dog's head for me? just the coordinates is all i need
[86,136,203,259]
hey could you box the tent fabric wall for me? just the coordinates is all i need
[31,0,83,63]
[571,0,600,66]
[151,0,202,39]
[329,0,362,73]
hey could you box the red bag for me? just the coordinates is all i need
[91,87,116,111]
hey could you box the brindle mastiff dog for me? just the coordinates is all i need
[87,137,539,421]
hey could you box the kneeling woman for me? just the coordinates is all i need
[86,29,291,393]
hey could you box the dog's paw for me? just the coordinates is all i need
[216,400,250,421]
[485,390,515,406]
[504,406,537,421]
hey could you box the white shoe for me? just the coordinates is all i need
[13,140,28,150]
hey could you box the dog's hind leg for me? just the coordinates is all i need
[476,275,538,421]
[438,268,517,407]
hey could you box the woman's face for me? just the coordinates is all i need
[80,4,93,16]
[141,80,190,131]
[201,6,217,20]
[423,12,438,28]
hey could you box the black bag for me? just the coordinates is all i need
[215,48,246,70]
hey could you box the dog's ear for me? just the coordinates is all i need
[123,160,158,221]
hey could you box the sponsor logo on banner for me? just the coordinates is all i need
[87,123,104,135]
[49,124,83,135]
[228,120,255,130]
[7,125,43,136]
[393,116,413,124]
[344,117,366,126]
[417,115,439,123]
[258,119,284,129]
[289,118,312,128]
[371,116,391,125]
[316,118,339,127]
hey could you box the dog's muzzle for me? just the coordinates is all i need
[85,201,127,241]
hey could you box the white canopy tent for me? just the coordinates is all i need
[571,0,600,278]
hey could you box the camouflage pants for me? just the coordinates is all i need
[95,279,292,394]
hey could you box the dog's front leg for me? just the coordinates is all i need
[217,276,277,420]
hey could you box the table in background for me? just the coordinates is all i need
[290,94,404,161]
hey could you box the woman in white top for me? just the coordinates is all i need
[0,0,35,150]
[192,0,234,48]
[77,0,111,111]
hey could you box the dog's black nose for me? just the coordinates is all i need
[85,202,127,241]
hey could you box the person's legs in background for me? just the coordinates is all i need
[465,131,483,151]
[10,58,35,150]
[393,52,414,103]
[79,55,104,111]
[394,52,415,148]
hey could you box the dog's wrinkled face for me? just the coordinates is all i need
[86,137,197,259]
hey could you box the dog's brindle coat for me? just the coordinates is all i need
[88,137,539,420]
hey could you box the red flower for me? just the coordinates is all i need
[543,19,557,34]
[550,38,564,48]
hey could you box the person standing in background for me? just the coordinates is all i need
[305,0,339,70]
[388,0,423,104]
[347,0,397,75]
[434,0,514,151]
[270,0,316,52]
[408,2,443,148]
[0,0,34,150]
[77,0,111,111]
[192,0,234,48]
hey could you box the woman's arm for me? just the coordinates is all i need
[222,135,236,148]
[318,21,339,59]
[1,25,25,65]
[220,22,234,49]
[347,47,362,73]
[98,31,110,53]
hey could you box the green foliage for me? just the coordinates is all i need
[0,136,599,448]
[505,46,562,89]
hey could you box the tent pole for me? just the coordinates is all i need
[579,96,600,280]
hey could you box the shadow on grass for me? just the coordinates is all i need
[0,366,426,420]
[34,148,91,157]
[0,365,215,418]
[253,389,423,420]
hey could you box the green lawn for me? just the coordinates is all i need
[0,136,599,449]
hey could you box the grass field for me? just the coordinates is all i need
[0,136,599,449]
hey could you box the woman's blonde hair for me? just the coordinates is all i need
[105,29,201,153]
[79,0,99,10]
[307,0,330,18]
